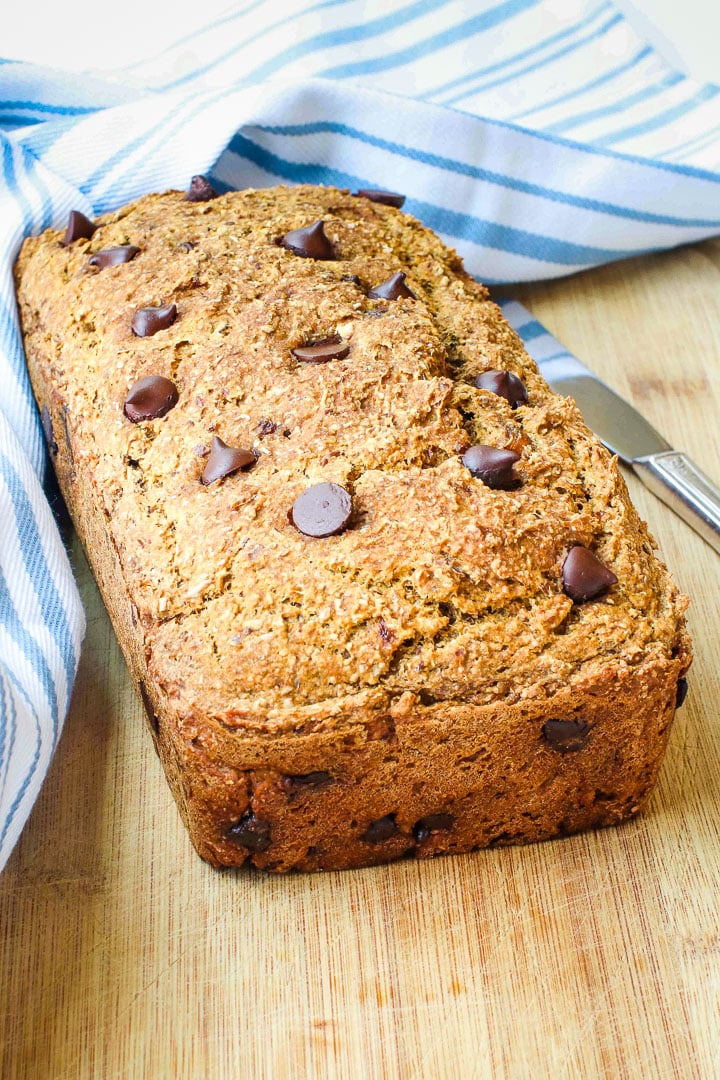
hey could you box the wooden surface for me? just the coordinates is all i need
[2,239,719,1080]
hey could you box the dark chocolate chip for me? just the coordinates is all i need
[363,814,398,843]
[561,545,618,603]
[40,405,58,457]
[178,240,195,252]
[291,482,353,538]
[201,436,255,485]
[292,336,350,363]
[543,719,592,753]
[227,811,271,852]
[185,175,218,202]
[368,272,415,301]
[284,771,333,793]
[123,376,179,423]
[355,189,406,208]
[131,303,177,337]
[257,419,279,437]
[88,245,140,269]
[413,813,454,842]
[63,210,95,245]
[474,369,528,408]
[279,220,336,260]
[462,444,521,489]
[676,677,689,708]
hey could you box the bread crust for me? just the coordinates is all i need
[15,184,691,871]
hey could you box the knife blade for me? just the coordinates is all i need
[499,301,720,554]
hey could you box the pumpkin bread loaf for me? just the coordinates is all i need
[14,182,691,871]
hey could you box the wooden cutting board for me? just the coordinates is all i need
[2,239,719,1080]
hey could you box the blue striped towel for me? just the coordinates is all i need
[1,0,718,871]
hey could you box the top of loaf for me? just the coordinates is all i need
[15,183,689,732]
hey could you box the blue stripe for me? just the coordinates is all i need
[663,120,720,160]
[514,320,547,341]
[0,456,78,691]
[242,0,455,82]
[227,132,647,266]
[243,121,720,227]
[0,669,42,851]
[0,116,43,130]
[593,84,720,148]
[158,0,442,91]
[0,100,99,117]
[544,71,685,135]
[510,44,654,121]
[0,565,58,740]
[427,1,608,100]
[445,10,623,105]
[320,0,538,79]
[2,136,33,237]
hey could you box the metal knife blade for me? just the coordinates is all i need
[516,321,720,554]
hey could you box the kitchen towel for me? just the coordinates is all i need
[1,0,718,871]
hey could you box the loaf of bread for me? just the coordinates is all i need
[15,182,691,871]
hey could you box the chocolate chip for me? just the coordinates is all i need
[368,272,415,301]
[543,719,592,753]
[342,274,363,286]
[279,220,336,259]
[413,813,454,842]
[227,811,271,852]
[292,336,350,363]
[257,419,279,437]
[123,376,179,423]
[40,405,58,457]
[131,303,177,337]
[474,369,528,408]
[88,245,140,269]
[284,771,333,793]
[676,678,689,708]
[355,189,406,208]
[462,445,520,489]
[178,241,195,252]
[185,175,218,202]
[63,210,95,245]
[561,546,617,603]
[201,436,255,485]
[291,482,353,538]
[363,814,398,843]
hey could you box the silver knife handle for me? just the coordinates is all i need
[633,451,720,554]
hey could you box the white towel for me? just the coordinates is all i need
[1,0,718,870]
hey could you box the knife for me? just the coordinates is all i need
[499,301,720,554]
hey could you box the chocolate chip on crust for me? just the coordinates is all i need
[283,771,333,793]
[562,546,617,603]
[63,210,95,245]
[355,189,406,208]
[368,272,415,301]
[292,336,350,363]
[461,445,521,489]
[186,175,218,202]
[201,436,255,485]
[228,811,272,851]
[279,220,336,260]
[291,482,353,538]
[363,814,398,843]
[413,813,454,841]
[543,719,593,753]
[88,246,140,269]
[123,375,179,423]
[131,303,177,337]
[474,369,528,408]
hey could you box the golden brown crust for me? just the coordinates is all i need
[15,184,691,871]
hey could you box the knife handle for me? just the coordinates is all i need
[633,451,720,554]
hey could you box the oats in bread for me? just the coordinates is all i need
[14,182,691,871]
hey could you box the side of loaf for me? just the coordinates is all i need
[15,183,691,872]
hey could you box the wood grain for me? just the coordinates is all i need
[1,239,719,1080]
